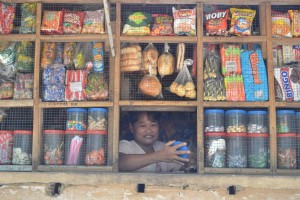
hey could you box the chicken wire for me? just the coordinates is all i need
[204,108,270,169]
[41,108,110,166]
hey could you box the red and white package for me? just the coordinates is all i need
[172,7,196,36]
[65,70,87,101]
[63,10,85,34]
[205,9,229,36]
[0,3,16,34]
[41,10,64,34]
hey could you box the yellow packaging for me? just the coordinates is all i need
[288,10,300,37]
[229,8,256,36]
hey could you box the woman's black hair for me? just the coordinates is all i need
[129,111,161,125]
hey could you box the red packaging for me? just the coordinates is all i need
[41,10,64,34]
[0,130,13,164]
[0,3,16,34]
[205,9,229,36]
[63,10,85,34]
[151,14,174,36]
[65,70,87,101]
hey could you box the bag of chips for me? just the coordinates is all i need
[272,11,292,38]
[172,7,196,36]
[205,9,229,36]
[288,10,300,37]
[63,10,85,34]
[13,73,34,99]
[41,10,64,34]
[64,42,76,69]
[122,12,152,36]
[229,8,256,36]
[151,14,174,36]
[41,42,56,68]
[19,3,36,34]
[0,3,16,34]
[82,10,105,34]
[15,41,34,72]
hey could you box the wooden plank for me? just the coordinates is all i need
[0,100,33,107]
[0,0,104,4]
[259,2,267,58]
[119,101,198,107]
[203,36,267,43]
[276,169,300,176]
[0,34,36,41]
[120,36,197,43]
[204,168,271,175]
[276,102,300,108]
[39,101,114,108]
[203,101,270,108]
[40,34,109,42]
[37,165,113,172]
[265,1,277,174]
[0,165,32,172]
[103,0,115,57]
[273,38,300,45]
[107,107,114,167]
[121,106,197,112]
[111,0,263,4]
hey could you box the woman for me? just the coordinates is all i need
[119,111,190,172]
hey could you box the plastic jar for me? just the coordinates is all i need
[225,109,247,133]
[85,130,107,166]
[226,132,248,168]
[66,108,87,131]
[247,110,268,133]
[88,108,108,131]
[277,133,297,169]
[43,130,65,165]
[204,132,226,168]
[12,130,33,165]
[0,130,13,164]
[64,130,85,165]
[248,133,269,168]
[204,109,225,132]
[276,110,296,134]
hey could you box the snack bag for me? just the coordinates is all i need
[143,43,158,75]
[20,3,36,34]
[229,8,256,36]
[82,10,105,34]
[63,42,76,69]
[85,73,108,100]
[0,3,16,34]
[43,85,65,102]
[41,10,64,34]
[65,70,87,101]
[92,42,104,72]
[288,10,300,37]
[15,41,34,72]
[13,73,33,99]
[172,7,196,36]
[63,10,85,34]
[54,42,63,64]
[43,64,65,86]
[205,9,229,36]
[220,44,241,76]
[151,14,174,36]
[224,75,245,101]
[0,42,17,78]
[0,81,14,99]
[41,42,56,68]
[272,11,292,38]
[122,12,152,36]
[169,59,196,99]
[240,46,268,101]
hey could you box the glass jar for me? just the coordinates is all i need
[0,130,13,164]
[276,110,296,134]
[88,108,108,131]
[43,130,65,165]
[247,110,268,133]
[66,108,87,131]
[204,109,225,132]
[12,130,33,165]
[85,130,107,166]
[248,133,269,168]
[225,109,247,133]
[226,132,248,168]
[64,130,85,165]
[277,133,297,169]
[204,132,226,168]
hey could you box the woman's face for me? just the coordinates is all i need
[130,112,159,147]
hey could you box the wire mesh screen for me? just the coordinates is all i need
[120,42,197,100]
[0,41,35,100]
[203,43,268,102]
[41,108,110,166]
[203,5,260,37]
[39,42,111,102]
[41,4,106,35]
[119,110,197,173]
[276,108,299,169]
[204,108,269,169]
[0,108,33,168]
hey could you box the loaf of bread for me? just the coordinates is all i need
[121,44,142,72]
[138,74,162,97]
[158,52,175,77]
[121,44,142,54]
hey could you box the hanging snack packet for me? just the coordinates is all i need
[0,3,16,34]
[82,10,105,34]
[54,42,63,64]
[172,7,196,36]
[288,10,300,37]
[122,12,152,36]
[64,42,76,69]
[0,81,14,99]
[41,42,56,68]
[205,9,229,36]
[229,8,256,36]
[143,43,159,75]
[224,75,245,101]
[272,11,292,38]
[220,44,241,76]
[151,14,174,36]
[85,73,108,100]
[65,70,87,101]
[13,73,33,99]
[92,42,104,73]
[41,10,64,34]
[15,41,34,72]
[63,10,85,34]
[20,3,36,34]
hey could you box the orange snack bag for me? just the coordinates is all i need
[229,8,256,36]
[272,11,292,37]
[288,10,300,37]
[205,9,229,36]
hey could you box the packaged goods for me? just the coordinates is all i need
[41,42,56,68]
[85,73,108,101]
[82,10,105,34]
[15,41,34,72]
[220,44,241,76]
[43,85,65,102]
[158,44,174,78]
[274,67,300,101]
[225,109,247,133]
[0,3,16,34]
[41,10,64,34]
[204,109,225,132]
[0,131,13,164]
[122,12,151,36]
[142,43,158,75]
[272,11,292,38]
[247,110,268,134]
[172,7,196,36]
[13,73,33,99]
[120,43,142,72]
[20,3,36,34]
[54,42,63,64]
[276,110,296,134]
[240,47,268,101]
[138,74,162,98]
[0,81,14,99]
[205,9,229,36]
[288,10,300,37]
[43,64,65,86]
[92,42,104,72]
[224,75,245,101]
[151,14,174,36]
[64,42,76,69]
[229,8,256,36]
[176,43,185,71]
[65,70,87,101]
[63,10,85,34]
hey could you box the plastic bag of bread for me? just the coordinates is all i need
[142,43,158,75]
[169,59,196,99]
[120,43,142,72]
[138,74,162,98]
[158,43,175,78]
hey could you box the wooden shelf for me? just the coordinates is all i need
[273,38,300,45]
[275,169,300,175]
[1,34,36,41]
[0,165,32,172]
[120,36,197,43]
[0,100,33,107]
[204,167,271,175]
[39,101,113,108]
[275,102,300,108]
[0,0,104,4]
[119,100,197,106]
[112,0,262,4]
[37,165,113,172]
[203,36,267,43]
[40,34,109,42]
[203,101,270,108]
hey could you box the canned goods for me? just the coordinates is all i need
[43,130,64,165]
[12,130,32,165]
